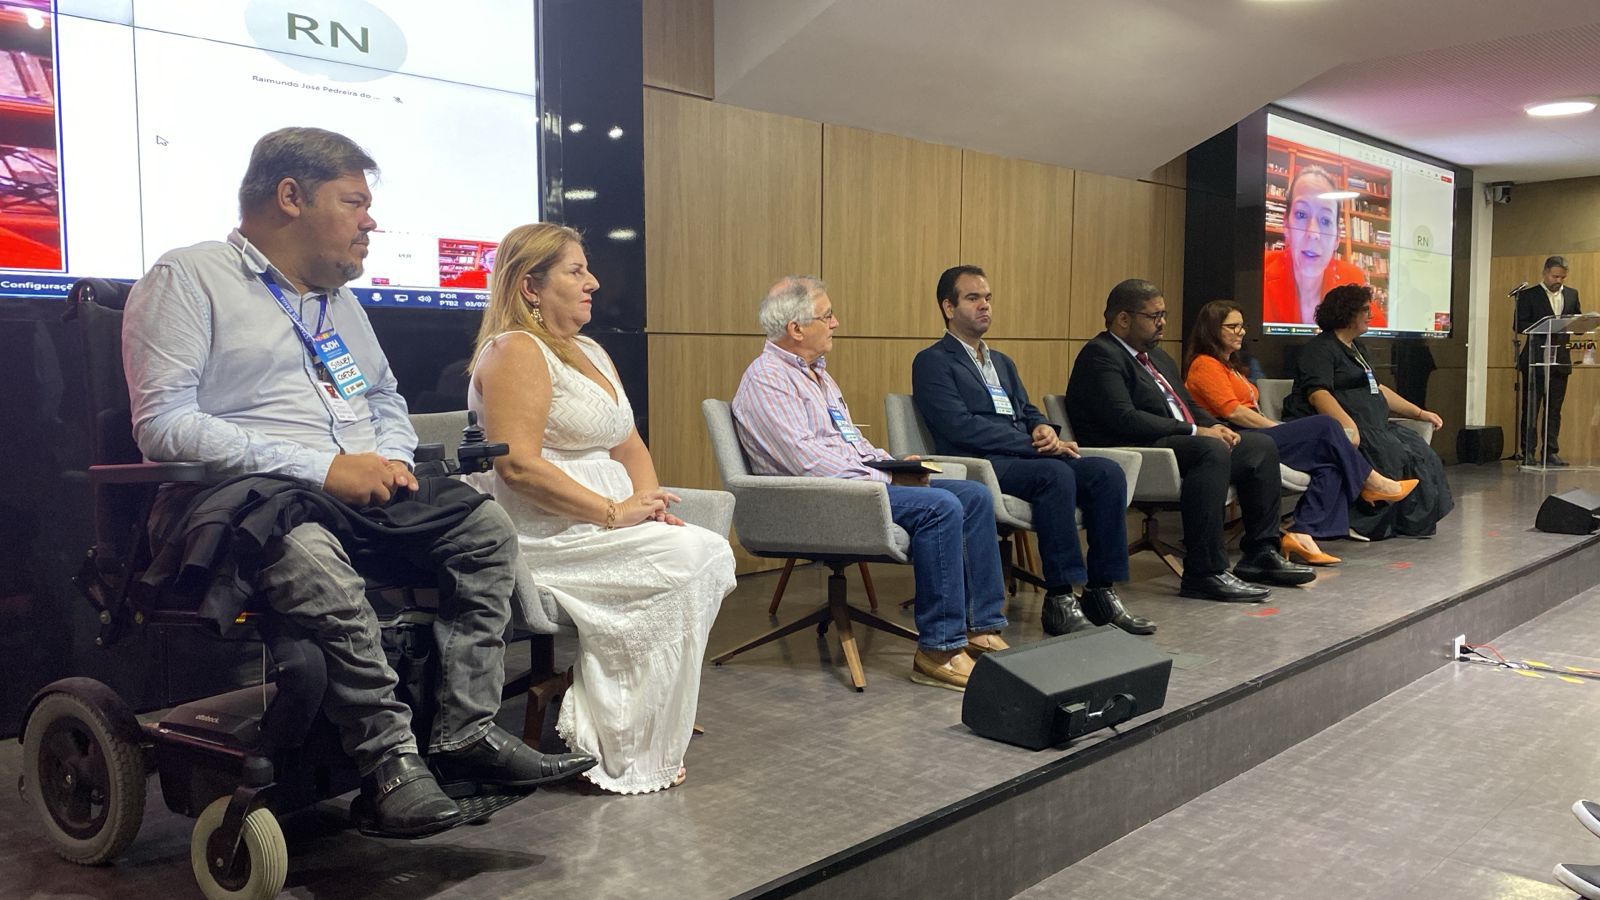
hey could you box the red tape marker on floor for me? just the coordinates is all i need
[1244,607,1279,617]
[1388,561,1412,569]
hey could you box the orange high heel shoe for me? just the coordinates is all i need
[1360,478,1419,505]
[1281,533,1341,566]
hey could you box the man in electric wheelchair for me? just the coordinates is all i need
[119,126,595,838]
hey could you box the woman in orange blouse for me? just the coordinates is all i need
[1183,301,1416,564]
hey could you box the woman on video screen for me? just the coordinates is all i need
[1264,166,1382,327]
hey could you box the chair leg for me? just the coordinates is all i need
[828,573,867,691]
[999,534,1017,596]
[711,604,832,666]
[1127,510,1184,578]
[767,558,797,616]
[857,562,880,612]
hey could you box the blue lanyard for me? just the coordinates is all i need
[257,271,329,354]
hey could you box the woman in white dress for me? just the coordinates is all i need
[465,223,735,794]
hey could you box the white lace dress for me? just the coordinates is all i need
[466,332,734,794]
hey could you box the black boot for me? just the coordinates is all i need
[355,752,463,838]
[1081,586,1157,635]
[431,724,598,791]
[1041,591,1093,636]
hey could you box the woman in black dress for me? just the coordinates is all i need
[1284,284,1454,539]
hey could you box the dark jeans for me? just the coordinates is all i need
[153,488,520,774]
[991,454,1129,589]
[1152,430,1281,576]
[886,478,1009,650]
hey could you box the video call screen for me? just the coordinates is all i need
[1262,113,1456,339]
[0,0,541,310]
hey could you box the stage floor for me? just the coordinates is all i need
[1,463,1597,899]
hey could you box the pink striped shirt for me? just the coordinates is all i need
[732,341,892,483]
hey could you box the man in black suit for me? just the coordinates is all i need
[1517,255,1581,466]
[912,266,1151,636]
[1065,278,1313,601]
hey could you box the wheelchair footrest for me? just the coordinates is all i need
[452,787,530,824]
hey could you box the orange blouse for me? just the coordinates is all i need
[1184,354,1259,420]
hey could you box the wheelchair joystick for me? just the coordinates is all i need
[455,410,509,475]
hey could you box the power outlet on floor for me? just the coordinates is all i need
[1451,634,1468,660]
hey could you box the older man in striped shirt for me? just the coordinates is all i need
[731,276,1009,692]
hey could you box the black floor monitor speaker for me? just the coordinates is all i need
[1536,488,1600,535]
[1456,426,1503,465]
[961,627,1172,750]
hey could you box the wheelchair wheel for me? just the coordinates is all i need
[21,690,147,865]
[190,796,288,900]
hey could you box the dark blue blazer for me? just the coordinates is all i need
[911,333,1051,458]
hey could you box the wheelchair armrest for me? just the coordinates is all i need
[88,461,210,485]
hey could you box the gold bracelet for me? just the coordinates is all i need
[604,500,617,530]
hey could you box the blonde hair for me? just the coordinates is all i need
[471,222,585,373]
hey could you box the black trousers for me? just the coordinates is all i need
[1520,364,1569,456]
[1151,430,1281,576]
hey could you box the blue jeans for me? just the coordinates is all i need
[991,454,1129,589]
[886,478,1009,650]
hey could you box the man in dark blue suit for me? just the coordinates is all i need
[912,266,1152,636]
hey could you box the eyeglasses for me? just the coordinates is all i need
[815,310,837,323]
[1135,311,1168,322]
[1222,322,1247,333]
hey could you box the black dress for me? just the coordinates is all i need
[1283,331,1453,539]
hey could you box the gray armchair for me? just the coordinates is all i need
[411,409,736,727]
[702,399,920,692]
[1256,379,1435,445]
[882,393,1141,594]
[1042,393,1236,578]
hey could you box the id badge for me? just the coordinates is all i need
[312,329,369,400]
[1364,369,1380,394]
[987,383,1015,416]
[827,406,863,444]
[317,381,359,424]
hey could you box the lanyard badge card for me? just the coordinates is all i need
[258,273,371,412]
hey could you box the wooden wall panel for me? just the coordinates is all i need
[1161,185,1186,324]
[1484,368,1517,449]
[821,125,963,338]
[1491,176,1600,257]
[958,151,1075,339]
[1068,172,1167,340]
[642,0,714,97]
[645,90,822,334]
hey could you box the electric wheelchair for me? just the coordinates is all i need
[16,278,548,899]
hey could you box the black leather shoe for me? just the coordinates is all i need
[431,724,597,791]
[1179,571,1272,602]
[1041,591,1094,636]
[355,752,463,838]
[1081,586,1156,635]
[1547,452,1569,467]
[1232,549,1315,587]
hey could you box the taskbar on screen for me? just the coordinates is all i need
[0,272,488,310]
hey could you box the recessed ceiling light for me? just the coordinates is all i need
[1318,190,1361,200]
[607,126,624,140]
[1525,98,1597,117]
[567,121,586,133]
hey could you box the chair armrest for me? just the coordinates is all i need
[665,486,735,539]
[1391,418,1434,445]
[1078,448,1143,508]
[88,461,210,485]
[1113,447,1183,503]
[725,475,905,560]
[920,454,1017,526]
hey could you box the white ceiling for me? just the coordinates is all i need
[714,0,1600,184]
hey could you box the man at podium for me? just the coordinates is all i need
[1517,256,1581,466]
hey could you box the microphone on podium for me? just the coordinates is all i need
[1507,281,1530,298]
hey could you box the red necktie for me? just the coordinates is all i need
[1137,351,1195,425]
